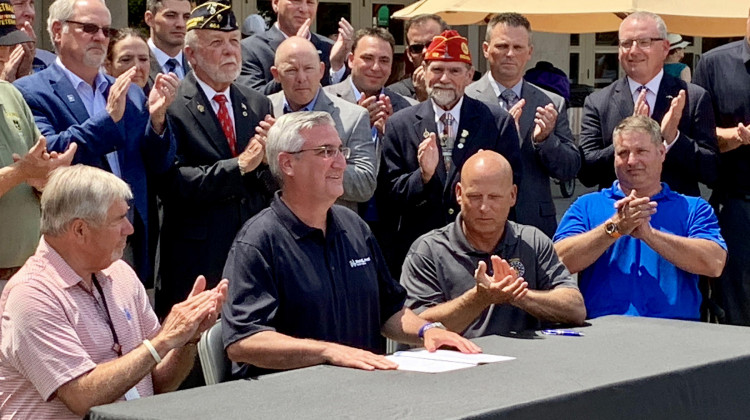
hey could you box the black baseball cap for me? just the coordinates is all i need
[0,0,31,46]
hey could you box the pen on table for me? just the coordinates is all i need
[541,329,585,337]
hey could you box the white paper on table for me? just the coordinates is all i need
[386,349,515,373]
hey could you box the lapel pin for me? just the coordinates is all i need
[197,104,205,113]
[241,103,247,109]
[67,94,75,102]
[242,111,248,116]
[423,128,430,139]
[457,143,464,149]
[461,129,469,138]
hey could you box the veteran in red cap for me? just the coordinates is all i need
[378,29,522,278]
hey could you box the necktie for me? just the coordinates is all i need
[636,85,651,116]
[439,112,455,171]
[213,94,237,157]
[164,58,179,75]
[500,89,519,110]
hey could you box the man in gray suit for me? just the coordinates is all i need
[466,13,579,237]
[144,0,191,84]
[324,27,416,139]
[269,36,376,212]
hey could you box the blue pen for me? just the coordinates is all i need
[541,329,585,337]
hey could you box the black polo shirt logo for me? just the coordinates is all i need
[349,257,371,268]
[508,258,525,277]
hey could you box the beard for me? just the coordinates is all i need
[428,83,458,107]
[83,45,106,68]
[200,58,241,84]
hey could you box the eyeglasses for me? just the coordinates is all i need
[618,37,664,50]
[289,145,351,159]
[65,20,119,38]
[407,43,429,54]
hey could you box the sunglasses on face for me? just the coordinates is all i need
[407,43,429,54]
[65,20,120,38]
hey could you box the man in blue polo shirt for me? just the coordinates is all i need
[554,115,726,320]
[221,111,479,378]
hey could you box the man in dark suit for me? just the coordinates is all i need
[144,0,191,85]
[157,1,275,319]
[579,11,718,197]
[466,13,579,237]
[238,0,353,95]
[381,30,521,276]
[268,36,375,213]
[14,0,179,284]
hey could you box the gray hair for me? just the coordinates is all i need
[621,11,668,39]
[613,115,663,148]
[265,111,336,183]
[184,29,198,50]
[48,0,110,51]
[41,164,133,236]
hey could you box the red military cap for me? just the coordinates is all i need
[424,30,472,65]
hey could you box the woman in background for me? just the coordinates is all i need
[664,33,691,83]
[105,28,151,91]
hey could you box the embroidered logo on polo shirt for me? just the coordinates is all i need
[508,258,525,277]
[349,257,371,268]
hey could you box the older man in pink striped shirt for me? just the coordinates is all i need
[0,165,228,419]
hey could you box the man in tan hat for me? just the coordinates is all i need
[379,29,521,276]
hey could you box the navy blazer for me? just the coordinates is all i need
[380,95,521,270]
[14,63,175,282]
[579,75,718,196]
[156,71,275,318]
[238,25,334,95]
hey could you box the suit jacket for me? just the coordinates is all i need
[268,88,376,211]
[324,76,418,113]
[14,63,175,283]
[387,77,416,101]
[157,72,275,318]
[467,75,580,236]
[579,75,718,196]
[238,25,334,95]
[380,95,521,270]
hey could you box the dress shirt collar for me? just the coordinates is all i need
[194,73,232,108]
[55,57,108,94]
[488,74,523,100]
[349,76,384,102]
[608,180,673,202]
[431,95,464,128]
[283,87,321,113]
[626,69,663,98]
[148,38,185,71]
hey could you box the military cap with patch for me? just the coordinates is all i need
[186,0,238,32]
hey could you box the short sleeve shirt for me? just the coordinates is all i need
[0,239,161,419]
[221,194,406,378]
[554,181,726,320]
[401,216,578,337]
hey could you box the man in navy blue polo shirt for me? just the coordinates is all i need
[554,115,727,320]
[221,111,479,378]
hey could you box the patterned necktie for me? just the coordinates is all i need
[500,88,519,110]
[439,112,455,171]
[213,94,237,157]
[636,85,651,116]
[165,58,179,75]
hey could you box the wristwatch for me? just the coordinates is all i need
[418,322,446,339]
[605,220,621,239]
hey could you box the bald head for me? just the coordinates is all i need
[274,36,321,67]
[456,151,517,243]
[461,150,513,187]
[272,36,326,111]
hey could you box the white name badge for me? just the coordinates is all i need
[124,386,141,401]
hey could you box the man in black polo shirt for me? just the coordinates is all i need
[401,150,585,337]
[221,111,478,378]
[693,12,750,325]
